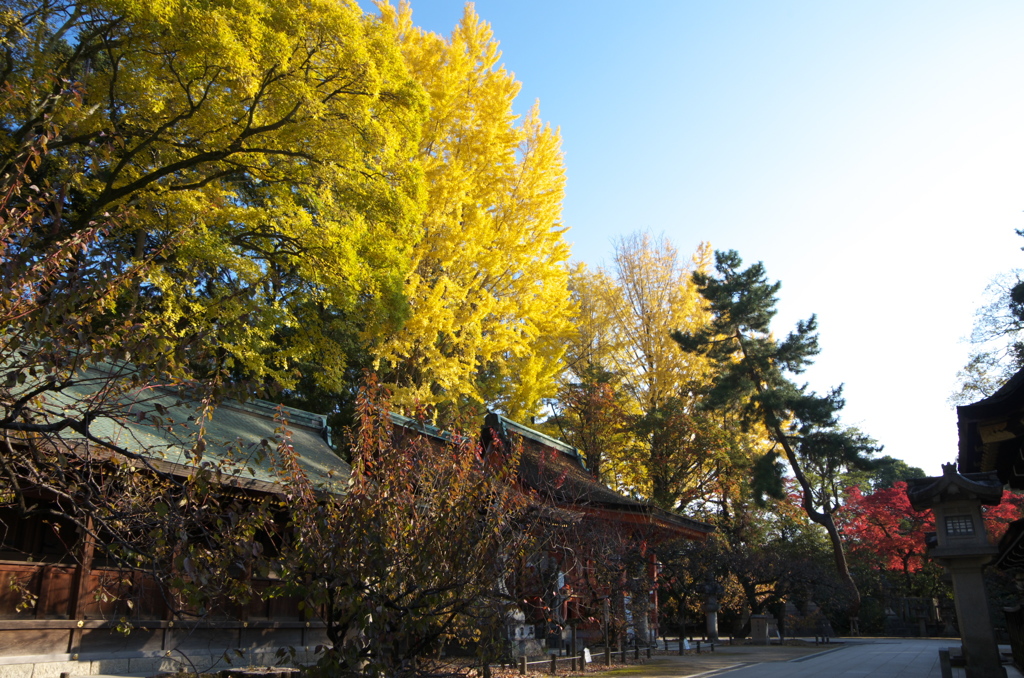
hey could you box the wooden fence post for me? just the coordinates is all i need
[571,625,577,668]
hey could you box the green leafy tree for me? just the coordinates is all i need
[673,249,879,618]
[546,363,633,483]
[545,263,640,486]
[850,454,925,491]
[0,127,281,627]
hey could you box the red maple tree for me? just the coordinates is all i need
[845,482,934,577]
[844,481,1024,579]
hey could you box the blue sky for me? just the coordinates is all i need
[399,1,1024,475]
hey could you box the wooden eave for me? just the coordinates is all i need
[577,504,713,540]
[958,366,1024,488]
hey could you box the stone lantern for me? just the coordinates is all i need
[702,577,723,642]
[907,463,1006,678]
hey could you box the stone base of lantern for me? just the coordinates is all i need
[940,557,1006,678]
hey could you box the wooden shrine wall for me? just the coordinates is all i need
[0,559,325,662]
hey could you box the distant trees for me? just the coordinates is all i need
[949,227,1024,404]
[656,483,847,639]
[548,234,727,509]
[551,362,633,483]
[844,482,934,588]
[547,264,635,484]
[954,265,1024,404]
[855,455,925,491]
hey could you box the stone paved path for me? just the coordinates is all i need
[587,638,1023,678]
[718,639,943,677]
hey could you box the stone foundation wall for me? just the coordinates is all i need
[0,647,323,678]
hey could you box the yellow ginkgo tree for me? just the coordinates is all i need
[550,235,728,509]
[374,2,574,421]
[1,0,427,389]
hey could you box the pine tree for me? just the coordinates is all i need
[673,249,878,619]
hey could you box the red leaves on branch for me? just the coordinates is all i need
[844,481,1024,574]
[845,483,933,574]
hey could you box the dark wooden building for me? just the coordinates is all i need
[481,413,713,650]
[956,367,1024,672]
[1,390,712,676]
[0,389,347,678]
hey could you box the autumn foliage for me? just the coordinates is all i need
[844,483,934,576]
[844,481,1024,577]
[11,0,996,652]
[373,3,573,420]
[273,377,533,676]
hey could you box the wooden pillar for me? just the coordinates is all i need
[648,553,659,644]
[67,517,96,656]
[162,580,175,653]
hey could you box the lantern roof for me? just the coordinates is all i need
[906,463,1003,510]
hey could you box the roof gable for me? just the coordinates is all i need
[482,412,713,538]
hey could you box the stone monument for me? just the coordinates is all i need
[750,614,769,645]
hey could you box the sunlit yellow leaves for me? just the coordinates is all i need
[6,0,579,417]
[2,0,428,389]
[556,235,716,504]
[374,2,573,420]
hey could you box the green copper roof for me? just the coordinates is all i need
[42,363,350,494]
